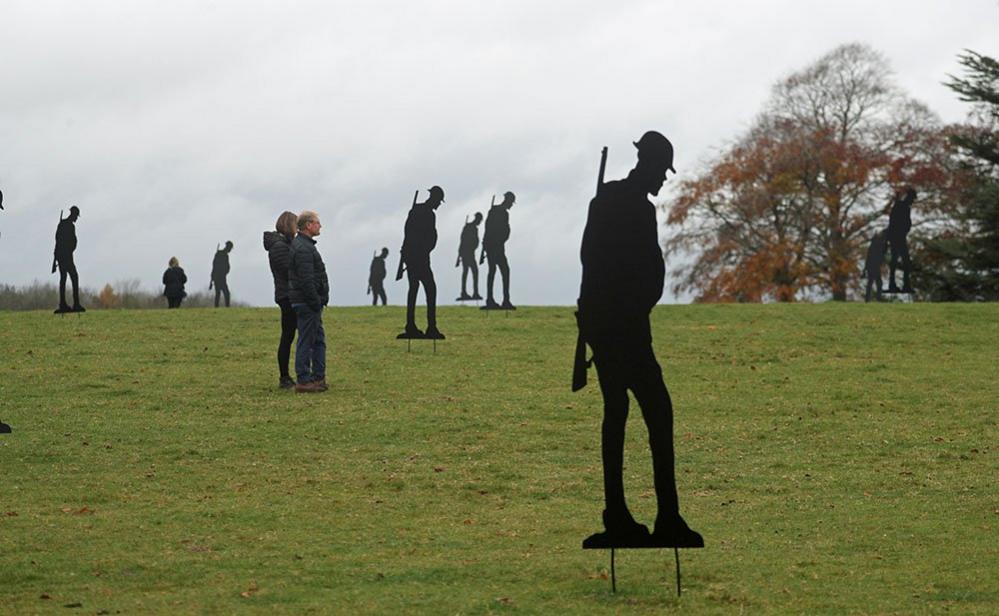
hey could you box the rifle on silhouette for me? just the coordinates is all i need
[209,242,219,289]
[479,195,496,265]
[51,209,64,274]
[572,146,607,392]
[368,250,376,295]
[396,190,418,281]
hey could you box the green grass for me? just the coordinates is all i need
[1,304,996,614]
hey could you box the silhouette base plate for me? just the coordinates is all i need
[583,534,705,550]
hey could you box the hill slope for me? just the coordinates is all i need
[1,304,996,613]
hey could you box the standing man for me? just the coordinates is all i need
[211,241,234,307]
[396,186,445,340]
[480,191,516,310]
[288,211,330,393]
[456,212,483,301]
[887,188,915,293]
[53,206,85,313]
[576,131,702,548]
[368,247,389,306]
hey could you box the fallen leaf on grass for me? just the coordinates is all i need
[4,511,17,517]
[433,466,446,473]
[495,597,513,605]
[39,593,50,600]
[240,582,259,598]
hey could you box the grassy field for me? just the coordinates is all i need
[0,304,996,614]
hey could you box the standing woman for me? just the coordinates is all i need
[263,211,298,389]
[162,256,187,308]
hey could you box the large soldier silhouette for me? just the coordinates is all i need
[886,188,915,294]
[368,247,389,306]
[53,206,85,314]
[576,132,702,548]
[396,186,445,339]
[456,213,483,301]
[481,191,516,310]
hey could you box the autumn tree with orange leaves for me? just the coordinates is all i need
[664,44,963,302]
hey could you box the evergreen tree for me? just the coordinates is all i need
[917,51,999,300]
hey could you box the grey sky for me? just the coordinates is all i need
[0,0,995,306]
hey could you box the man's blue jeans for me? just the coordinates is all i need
[292,304,326,383]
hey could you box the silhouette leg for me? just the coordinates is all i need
[631,351,680,520]
[405,272,419,330]
[425,271,438,330]
[471,262,480,297]
[486,261,497,303]
[461,264,469,296]
[888,240,900,290]
[224,286,231,307]
[58,267,69,308]
[900,241,912,291]
[865,279,873,303]
[593,350,630,515]
[215,288,221,308]
[68,265,80,308]
[499,259,511,304]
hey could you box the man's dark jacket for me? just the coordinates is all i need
[578,175,664,341]
[288,233,330,310]
[263,231,293,303]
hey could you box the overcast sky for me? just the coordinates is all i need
[1,0,995,306]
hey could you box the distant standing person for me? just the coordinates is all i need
[456,213,483,301]
[264,211,299,389]
[481,191,516,310]
[887,188,915,293]
[53,206,85,313]
[368,247,389,306]
[211,241,233,307]
[162,257,188,308]
[288,211,330,393]
[396,186,445,339]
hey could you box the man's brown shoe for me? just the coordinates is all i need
[315,379,329,392]
[295,381,321,393]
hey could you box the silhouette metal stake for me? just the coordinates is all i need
[575,133,703,593]
[396,186,445,340]
[605,547,682,596]
[53,206,85,314]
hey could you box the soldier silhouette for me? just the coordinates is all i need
[396,186,445,339]
[53,206,85,314]
[368,247,389,306]
[456,212,483,301]
[887,188,915,293]
[210,241,234,307]
[576,132,702,548]
[480,191,516,310]
[863,229,887,302]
